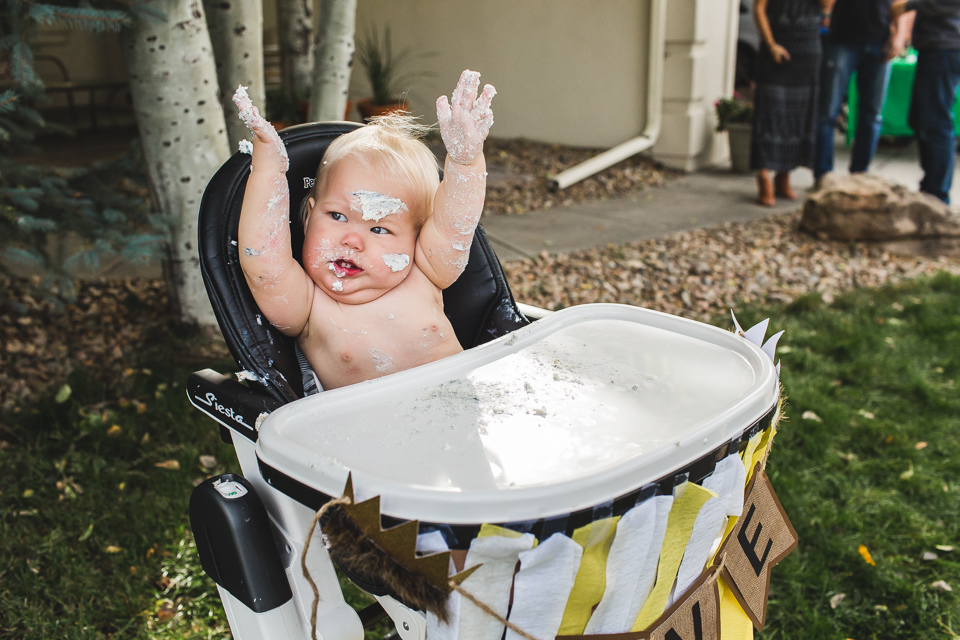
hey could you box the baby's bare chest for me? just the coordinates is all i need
[302,285,460,388]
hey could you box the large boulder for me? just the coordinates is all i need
[801,173,960,241]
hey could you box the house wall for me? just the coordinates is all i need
[349,0,650,149]
[35,0,741,169]
[341,0,738,169]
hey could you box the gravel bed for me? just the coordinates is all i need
[478,138,675,215]
[503,210,960,322]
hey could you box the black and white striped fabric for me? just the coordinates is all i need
[295,343,322,395]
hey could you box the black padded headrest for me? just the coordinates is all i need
[198,121,529,404]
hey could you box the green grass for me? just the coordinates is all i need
[753,272,960,639]
[1,274,959,638]
[0,326,240,638]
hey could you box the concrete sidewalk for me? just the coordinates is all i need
[481,139,955,261]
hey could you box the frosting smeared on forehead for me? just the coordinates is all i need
[348,189,408,221]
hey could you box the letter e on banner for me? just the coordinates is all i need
[714,464,798,631]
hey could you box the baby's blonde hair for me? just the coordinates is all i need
[300,113,440,226]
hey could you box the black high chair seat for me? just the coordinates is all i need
[197,122,530,404]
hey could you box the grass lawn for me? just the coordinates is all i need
[1,273,959,639]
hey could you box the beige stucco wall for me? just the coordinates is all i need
[38,0,741,169]
[349,0,651,149]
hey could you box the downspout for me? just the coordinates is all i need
[550,0,667,190]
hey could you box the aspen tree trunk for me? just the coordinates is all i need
[277,0,314,98]
[121,0,230,327]
[203,0,266,149]
[308,0,356,122]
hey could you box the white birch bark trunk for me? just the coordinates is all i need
[308,0,356,122]
[277,0,314,98]
[121,0,231,327]
[203,0,265,148]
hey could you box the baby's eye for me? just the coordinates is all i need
[329,212,346,222]
[371,226,391,235]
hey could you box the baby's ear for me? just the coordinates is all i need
[308,196,316,211]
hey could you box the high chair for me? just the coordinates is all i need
[188,122,784,640]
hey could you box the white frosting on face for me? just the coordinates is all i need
[331,280,343,292]
[349,190,408,221]
[382,253,410,272]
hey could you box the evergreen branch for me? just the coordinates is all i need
[10,41,38,87]
[0,91,18,114]
[0,35,20,52]
[129,2,168,24]
[28,5,131,33]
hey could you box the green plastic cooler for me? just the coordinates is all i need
[847,49,960,143]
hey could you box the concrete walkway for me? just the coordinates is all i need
[482,139,956,261]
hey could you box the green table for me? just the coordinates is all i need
[847,49,960,143]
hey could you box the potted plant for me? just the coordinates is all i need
[715,95,754,174]
[355,25,432,121]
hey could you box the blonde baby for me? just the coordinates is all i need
[233,70,496,390]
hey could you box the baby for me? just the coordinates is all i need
[234,71,496,390]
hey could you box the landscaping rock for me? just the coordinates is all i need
[801,173,960,241]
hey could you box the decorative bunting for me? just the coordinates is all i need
[311,422,794,640]
[632,483,717,631]
[556,567,721,640]
[713,465,798,631]
[717,576,754,640]
[559,516,622,634]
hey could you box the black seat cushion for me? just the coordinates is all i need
[198,122,529,404]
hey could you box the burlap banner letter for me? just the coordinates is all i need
[646,568,720,640]
[715,464,798,631]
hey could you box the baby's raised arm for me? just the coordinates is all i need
[416,70,496,288]
[234,86,315,337]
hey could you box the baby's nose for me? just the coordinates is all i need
[341,231,363,250]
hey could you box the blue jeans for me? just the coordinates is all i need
[815,43,892,179]
[910,48,960,203]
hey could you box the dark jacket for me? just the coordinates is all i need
[911,0,960,49]
[828,0,892,46]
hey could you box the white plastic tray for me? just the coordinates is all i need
[257,304,779,524]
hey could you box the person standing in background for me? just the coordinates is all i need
[892,0,960,202]
[752,0,831,206]
[814,0,914,182]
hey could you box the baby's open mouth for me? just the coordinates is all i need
[331,258,362,278]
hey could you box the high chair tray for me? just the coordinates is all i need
[257,304,778,524]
